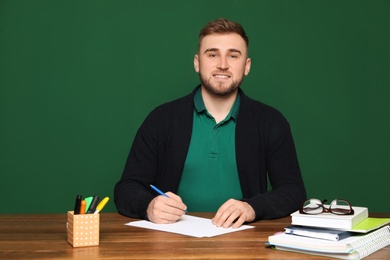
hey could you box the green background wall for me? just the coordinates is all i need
[1,0,389,214]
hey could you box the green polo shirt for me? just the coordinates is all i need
[177,88,243,212]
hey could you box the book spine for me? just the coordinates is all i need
[349,226,390,250]
[292,217,350,229]
[355,234,390,259]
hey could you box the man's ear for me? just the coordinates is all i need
[244,58,251,76]
[194,54,200,72]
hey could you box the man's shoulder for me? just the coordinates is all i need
[239,93,292,135]
[143,87,197,124]
[152,90,194,114]
[240,92,285,119]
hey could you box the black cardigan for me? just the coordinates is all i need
[114,86,306,221]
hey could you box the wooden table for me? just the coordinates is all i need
[0,212,389,259]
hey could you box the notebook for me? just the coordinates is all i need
[267,225,390,254]
[284,225,352,241]
[274,233,390,260]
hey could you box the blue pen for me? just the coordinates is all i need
[150,184,169,197]
[150,184,187,212]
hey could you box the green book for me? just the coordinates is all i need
[350,217,390,233]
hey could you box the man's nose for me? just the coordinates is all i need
[217,57,229,70]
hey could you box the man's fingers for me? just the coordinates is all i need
[212,199,255,228]
[147,193,187,224]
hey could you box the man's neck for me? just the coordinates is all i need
[201,87,238,124]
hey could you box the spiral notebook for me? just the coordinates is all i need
[267,225,390,259]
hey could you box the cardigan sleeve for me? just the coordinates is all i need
[237,96,306,221]
[114,89,195,219]
[113,115,159,219]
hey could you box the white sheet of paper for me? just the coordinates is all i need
[125,214,254,238]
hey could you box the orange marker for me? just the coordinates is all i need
[79,200,86,214]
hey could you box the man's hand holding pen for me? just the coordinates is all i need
[147,191,187,224]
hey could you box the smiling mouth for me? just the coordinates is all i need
[213,74,231,79]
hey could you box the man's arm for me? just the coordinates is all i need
[235,95,307,221]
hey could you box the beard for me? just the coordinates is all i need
[199,72,244,97]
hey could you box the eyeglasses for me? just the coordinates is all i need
[299,198,355,215]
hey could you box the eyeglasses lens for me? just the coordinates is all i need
[329,199,352,215]
[302,199,323,214]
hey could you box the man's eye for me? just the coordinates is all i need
[230,54,238,58]
[208,53,217,57]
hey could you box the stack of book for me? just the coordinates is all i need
[267,206,390,259]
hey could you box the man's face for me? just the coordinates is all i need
[194,33,251,97]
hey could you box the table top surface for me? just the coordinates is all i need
[0,212,389,259]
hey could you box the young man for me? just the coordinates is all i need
[114,18,306,228]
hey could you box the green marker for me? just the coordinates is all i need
[84,197,93,213]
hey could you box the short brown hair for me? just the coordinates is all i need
[198,18,249,49]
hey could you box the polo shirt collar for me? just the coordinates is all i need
[194,87,241,121]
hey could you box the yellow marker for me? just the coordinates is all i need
[94,197,109,214]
